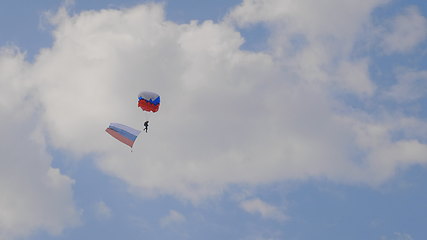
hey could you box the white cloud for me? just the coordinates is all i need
[2,1,427,207]
[381,6,427,54]
[393,232,413,240]
[227,0,388,49]
[95,201,112,220]
[0,47,80,240]
[0,47,31,111]
[381,232,414,240]
[335,59,375,96]
[386,69,427,102]
[31,2,427,200]
[227,0,384,96]
[160,210,186,227]
[240,198,287,221]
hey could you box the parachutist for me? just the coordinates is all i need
[144,121,149,132]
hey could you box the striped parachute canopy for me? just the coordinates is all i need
[138,91,160,113]
[106,123,141,148]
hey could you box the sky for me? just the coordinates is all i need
[1,0,427,239]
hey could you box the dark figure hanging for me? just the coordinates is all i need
[144,121,149,132]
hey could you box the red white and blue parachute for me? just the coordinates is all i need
[138,91,160,113]
[106,123,141,148]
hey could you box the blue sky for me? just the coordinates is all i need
[1,0,427,240]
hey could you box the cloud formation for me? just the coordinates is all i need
[381,6,427,54]
[95,201,112,220]
[160,210,186,227]
[240,198,287,221]
[386,69,427,102]
[0,47,80,239]
[26,1,427,200]
[1,5,427,237]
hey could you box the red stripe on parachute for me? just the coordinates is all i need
[138,99,160,112]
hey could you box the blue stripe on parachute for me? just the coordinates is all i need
[108,126,138,142]
[138,96,160,105]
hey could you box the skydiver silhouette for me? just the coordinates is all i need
[144,121,149,132]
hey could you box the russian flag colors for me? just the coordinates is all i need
[138,91,160,113]
[106,91,159,148]
[106,123,141,148]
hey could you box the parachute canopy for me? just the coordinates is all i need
[106,123,141,148]
[138,91,160,113]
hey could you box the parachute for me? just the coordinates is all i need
[105,91,160,149]
[138,91,160,113]
[106,123,141,148]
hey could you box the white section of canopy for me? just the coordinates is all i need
[138,91,159,100]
